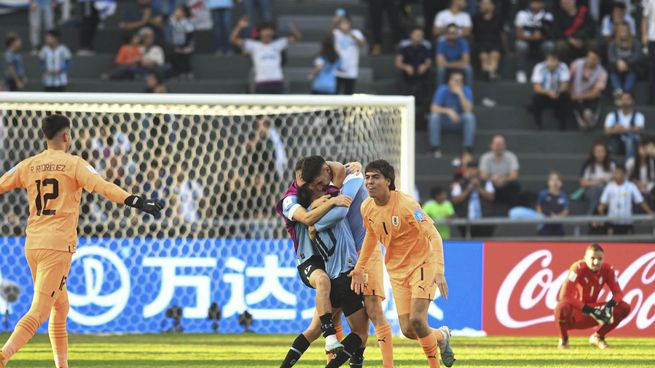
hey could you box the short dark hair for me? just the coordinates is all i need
[365,160,396,190]
[301,155,326,183]
[294,158,306,172]
[545,51,559,60]
[586,243,604,253]
[431,186,446,198]
[46,29,61,40]
[466,160,478,168]
[42,114,70,140]
[612,1,626,10]
[179,4,191,17]
[4,32,18,48]
[258,21,276,33]
[614,163,626,172]
[297,183,314,208]
[449,69,464,81]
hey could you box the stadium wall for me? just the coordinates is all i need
[0,239,651,336]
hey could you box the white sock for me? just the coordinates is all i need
[325,334,338,346]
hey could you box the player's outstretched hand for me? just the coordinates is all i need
[348,269,367,295]
[125,195,165,216]
[435,272,449,299]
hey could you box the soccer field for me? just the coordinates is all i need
[2,333,654,368]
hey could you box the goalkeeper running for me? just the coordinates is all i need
[555,243,631,349]
[0,114,164,368]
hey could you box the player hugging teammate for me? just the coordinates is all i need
[277,157,455,368]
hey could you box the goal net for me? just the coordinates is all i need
[0,93,414,333]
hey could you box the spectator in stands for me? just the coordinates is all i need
[604,92,644,159]
[527,52,571,130]
[333,14,365,94]
[480,134,522,206]
[423,0,449,38]
[626,140,655,205]
[536,170,569,236]
[104,33,144,80]
[231,16,301,94]
[598,164,654,234]
[607,22,643,99]
[554,0,595,63]
[3,33,27,91]
[145,71,168,92]
[570,47,607,130]
[433,0,472,39]
[39,30,71,92]
[308,33,341,94]
[368,0,402,56]
[28,0,55,54]
[601,1,636,42]
[140,28,166,77]
[395,26,432,110]
[514,0,554,83]
[205,0,233,55]
[422,186,455,239]
[244,0,272,27]
[428,70,476,158]
[436,23,472,86]
[77,0,100,55]
[473,0,504,81]
[451,160,496,237]
[169,5,195,79]
[644,0,655,104]
[119,0,165,38]
[580,141,615,215]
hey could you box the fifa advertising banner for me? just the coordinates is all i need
[0,238,483,334]
[483,242,655,337]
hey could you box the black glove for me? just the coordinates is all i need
[125,195,164,216]
[583,304,612,325]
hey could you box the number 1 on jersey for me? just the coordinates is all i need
[35,178,59,216]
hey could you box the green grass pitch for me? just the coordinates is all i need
[2,333,654,367]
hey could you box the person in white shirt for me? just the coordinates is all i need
[231,16,301,94]
[514,0,554,83]
[333,15,365,95]
[643,0,655,103]
[598,164,654,235]
[140,27,165,75]
[433,0,472,38]
[39,29,71,92]
[603,92,644,159]
[580,141,615,215]
[601,2,636,41]
[528,52,571,130]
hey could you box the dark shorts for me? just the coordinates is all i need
[330,271,364,317]
[297,255,325,289]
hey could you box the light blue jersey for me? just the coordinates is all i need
[312,173,364,279]
[346,184,368,251]
[282,194,317,264]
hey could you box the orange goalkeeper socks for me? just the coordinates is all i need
[335,323,344,341]
[49,320,68,368]
[2,314,40,359]
[418,333,440,368]
[375,323,394,368]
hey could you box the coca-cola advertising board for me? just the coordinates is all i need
[483,242,655,336]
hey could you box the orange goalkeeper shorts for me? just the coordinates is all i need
[363,245,385,300]
[390,259,439,316]
[26,249,73,299]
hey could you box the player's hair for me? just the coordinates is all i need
[42,114,71,140]
[431,186,446,198]
[365,160,396,190]
[301,155,326,183]
[297,183,313,208]
[294,158,306,173]
[586,243,604,253]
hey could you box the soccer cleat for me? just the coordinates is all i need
[558,338,569,349]
[325,339,344,354]
[589,334,609,349]
[437,326,456,367]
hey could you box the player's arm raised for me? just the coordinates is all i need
[75,158,163,216]
[327,161,346,188]
[0,162,25,194]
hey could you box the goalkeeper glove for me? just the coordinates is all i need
[582,304,612,325]
[125,195,164,216]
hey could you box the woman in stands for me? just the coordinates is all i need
[579,141,615,217]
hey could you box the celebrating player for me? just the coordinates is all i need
[0,114,164,368]
[555,243,631,349]
[277,158,351,357]
[350,160,455,368]
[296,169,370,368]
[302,156,394,367]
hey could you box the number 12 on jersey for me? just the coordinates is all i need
[35,178,59,216]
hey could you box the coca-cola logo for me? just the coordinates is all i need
[495,250,655,330]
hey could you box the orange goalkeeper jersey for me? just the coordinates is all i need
[356,191,445,278]
[0,149,131,252]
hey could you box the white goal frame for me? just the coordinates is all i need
[0,92,415,193]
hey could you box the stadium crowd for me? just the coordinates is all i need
[2,0,655,238]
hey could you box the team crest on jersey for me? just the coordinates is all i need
[391,216,400,226]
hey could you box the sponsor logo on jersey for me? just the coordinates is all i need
[413,209,425,221]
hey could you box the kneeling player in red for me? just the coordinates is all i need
[555,243,631,349]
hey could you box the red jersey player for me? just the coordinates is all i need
[555,243,631,349]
